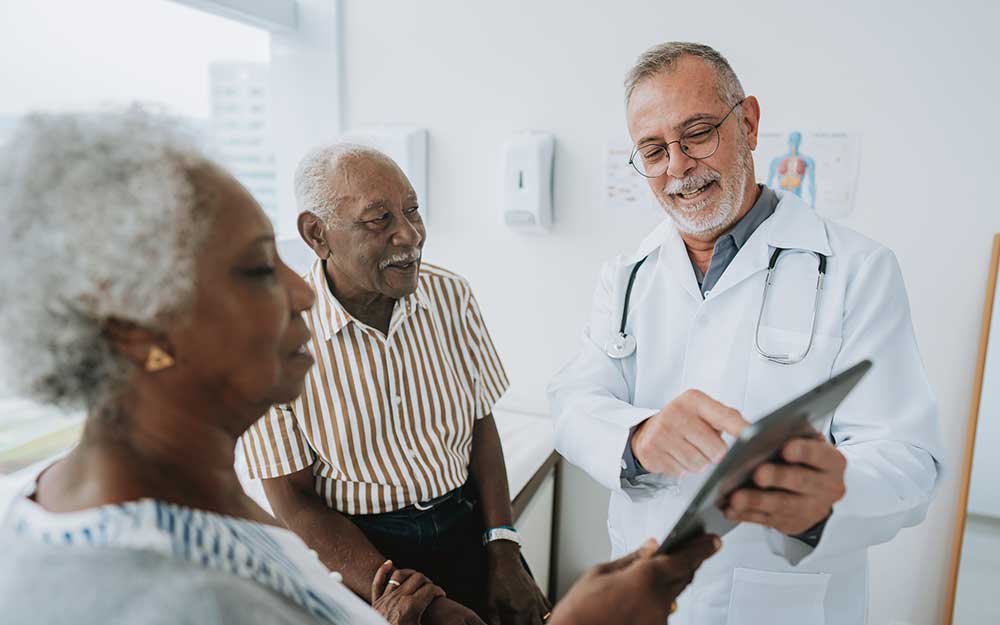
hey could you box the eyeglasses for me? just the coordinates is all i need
[628,98,745,178]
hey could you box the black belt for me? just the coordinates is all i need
[396,486,464,514]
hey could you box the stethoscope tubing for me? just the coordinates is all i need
[606,247,828,364]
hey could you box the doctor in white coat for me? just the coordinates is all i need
[548,42,943,625]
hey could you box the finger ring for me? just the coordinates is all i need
[670,602,678,614]
[543,612,551,621]
[387,580,401,587]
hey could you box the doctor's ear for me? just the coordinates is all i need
[740,96,762,151]
[298,212,331,260]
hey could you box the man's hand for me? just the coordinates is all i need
[423,597,487,625]
[370,560,446,625]
[548,535,720,625]
[632,390,748,477]
[724,436,847,536]
[484,542,551,625]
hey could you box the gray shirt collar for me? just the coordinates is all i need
[725,184,779,249]
[692,185,779,293]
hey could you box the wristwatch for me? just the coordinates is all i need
[482,525,522,547]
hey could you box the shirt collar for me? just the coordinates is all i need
[307,259,431,341]
[308,259,350,340]
[722,184,778,251]
[766,188,833,256]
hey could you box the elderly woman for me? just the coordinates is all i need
[0,110,718,625]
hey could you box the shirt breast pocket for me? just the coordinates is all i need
[742,326,842,427]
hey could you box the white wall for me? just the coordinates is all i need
[339,1,1000,623]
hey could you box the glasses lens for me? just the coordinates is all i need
[633,145,669,177]
[680,123,720,160]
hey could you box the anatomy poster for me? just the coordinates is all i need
[754,131,861,219]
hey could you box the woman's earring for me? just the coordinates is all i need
[144,346,175,372]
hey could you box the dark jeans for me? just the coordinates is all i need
[347,481,526,618]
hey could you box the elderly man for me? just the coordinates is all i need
[241,144,549,625]
[548,42,943,625]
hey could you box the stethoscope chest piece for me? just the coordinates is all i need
[604,255,649,360]
[605,332,637,359]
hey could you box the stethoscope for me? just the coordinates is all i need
[604,256,649,359]
[604,247,827,365]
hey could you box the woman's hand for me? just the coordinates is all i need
[548,535,720,625]
[371,560,446,625]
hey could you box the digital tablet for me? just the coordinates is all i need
[658,359,872,555]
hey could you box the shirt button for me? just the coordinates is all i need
[704,290,712,298]
[407,448,419,459]
[392,395,403,406]
[329,571,343,582]
[620,459,627,470]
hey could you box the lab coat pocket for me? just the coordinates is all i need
[726,568,831,625]
[743,326,841,423]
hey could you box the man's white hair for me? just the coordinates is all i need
[294,142,398,225]
[624,41,746,112]
[0,108,217,410]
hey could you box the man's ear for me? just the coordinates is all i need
[741,95,762,151]
[298,212,331,260]
[103,318,173,369]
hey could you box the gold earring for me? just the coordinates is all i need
[144,346,175,372]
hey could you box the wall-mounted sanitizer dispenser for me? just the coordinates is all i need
[499,131,554,233]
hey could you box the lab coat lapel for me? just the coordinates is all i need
[650,221,703,302]
[706,189,832,298]
[765,190,833,256]
[626,218,702,303]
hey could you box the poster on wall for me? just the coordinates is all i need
[608,133,861,219]
[753,131,862,219]
[605,139,657,212]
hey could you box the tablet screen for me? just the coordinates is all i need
[658,359,872,554]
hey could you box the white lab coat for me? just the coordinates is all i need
[548,189,943,625]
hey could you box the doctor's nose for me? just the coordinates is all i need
[665,142,697,179]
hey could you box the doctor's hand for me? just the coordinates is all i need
[723,436,847,536]
[548,535,720,625]
[631,390,748,477]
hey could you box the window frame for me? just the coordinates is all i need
[0,0,342,436]
[171,0,344,239]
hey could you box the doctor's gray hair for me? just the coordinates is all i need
[0,108,217,410]
[624,42,746,110]
[294,142,399,226]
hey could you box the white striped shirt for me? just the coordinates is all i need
[241,260,509,515]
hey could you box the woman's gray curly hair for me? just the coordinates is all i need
[0,108,217,411]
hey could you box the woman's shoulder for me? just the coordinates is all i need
[0,535,325,625]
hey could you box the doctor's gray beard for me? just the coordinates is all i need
[660,142,754,239]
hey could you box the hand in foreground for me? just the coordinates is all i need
[632,390,748,477]
[484,541,552,625]
[423,596,488,625]
[371,560,446,625]
[548,535,720,625]
[724,435,847,535]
